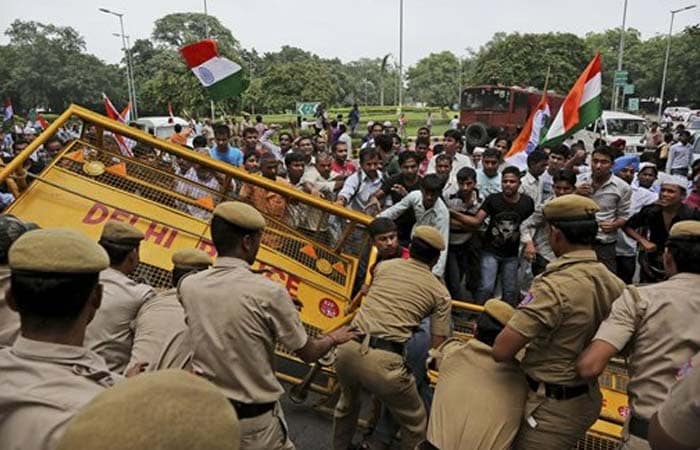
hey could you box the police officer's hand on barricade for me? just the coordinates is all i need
[326,326,361,347]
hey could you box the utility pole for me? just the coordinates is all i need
[612,0,628,111]
[658,4,696,119]
[398,0,404,113]
[203,0,215,120]
[100,8,138,119]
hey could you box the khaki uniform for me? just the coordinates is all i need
[508,250,625,449]
[427,338,528,450]
[334,257,452,450]
[85,267,155,373]
[0,336,121,450]
[152,328,194,371]
[0,265,19,346]
[656,352,700,448]
[179,256,307,450]
[593,273,700,450]
[127,287,188,371]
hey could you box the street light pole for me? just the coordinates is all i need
[657,4,696,119]
[398,0,403,113]
[100,8,138,119]
[612,0,628,111]
[203,0,215,120]
[112,33,135,119]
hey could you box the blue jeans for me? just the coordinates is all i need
[375,318,432,445]
[475,251,519,305]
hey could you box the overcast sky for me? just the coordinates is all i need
[1,0,698,67]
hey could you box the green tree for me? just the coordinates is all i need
[406,51,461,106]
[470,32,590,96]
[152,13,241,57]
[1,20,126,113]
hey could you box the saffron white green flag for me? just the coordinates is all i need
[541,53,602,146]
[180,39,249,101]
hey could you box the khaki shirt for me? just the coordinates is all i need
[657,354,700,448]
[508,250,625,384]
[127,288,188,371]
[352,258,452,342]
[0,336,121,450]
[428,338,528,450]
[152,328,193,371]
[178,257,308,403]
[84,267,155,373]
[0,265,19,346]
[594,273,700,419]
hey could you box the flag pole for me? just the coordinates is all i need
[542,65,551,97]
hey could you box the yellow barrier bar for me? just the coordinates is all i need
[0,107,74,183]
[451,300,485,313]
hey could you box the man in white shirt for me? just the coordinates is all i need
[476,148,502,198]
[519,150,549,206]
[666,130,693,176]
[336,147,383,214]
[378,174,450,278]
[427,129,473,180]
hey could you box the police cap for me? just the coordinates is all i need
[9,228,109,273]
[213,201,266,231]
[543,194,599,221]
[668,220,700,242]
[484,299,515,326]
[56,370,240,450]
[172,248,213,270]
[412,225,445,251]
[100,221,144,246]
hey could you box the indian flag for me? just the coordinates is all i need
[541,53,602,146]
[180,39,249,101]
[505,93,550,169]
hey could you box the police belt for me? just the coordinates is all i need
[525,375,589,400]
[228,400,276,419]
[353,335,405,356]
[628,415,649,440]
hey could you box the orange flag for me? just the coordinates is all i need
[195,196,214,210]
[106,162,127,177]
[66,150,84,162]
[301,244,318,259]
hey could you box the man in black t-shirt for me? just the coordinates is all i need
[456,166,534,305]
[369,151,422,246]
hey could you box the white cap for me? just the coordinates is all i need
[662,175,690,190]
[473,147,486,155]
[383,121,392,127]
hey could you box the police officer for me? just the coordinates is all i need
[492,194,626,449]
[128,248,212,372]
[85,221,156,373]
[57,370,241,450]
[0,228,121,450]
[0,215,38,345]
[333,225,452,450]
[426,299,528,450]
[178,201,357,450]
[577,220,700,450]
[648,352,700,450]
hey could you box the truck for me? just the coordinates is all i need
[460,85,566,147]
[1,105,626,449]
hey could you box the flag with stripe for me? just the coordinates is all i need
[505,93,551,169]
[541,53,602,146]
[180,39,249,101]
[102,93,135,157]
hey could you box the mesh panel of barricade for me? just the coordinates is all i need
[577,432,620,450]
[56,122,372,293]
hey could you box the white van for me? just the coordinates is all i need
[575,110,647,153]
[134,116,190,141]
